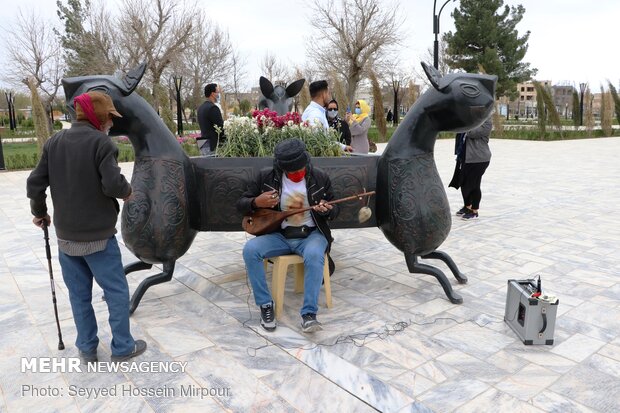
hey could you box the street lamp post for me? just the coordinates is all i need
[579,83,587,127]
[173,75,183,136]
[433,0,456,69]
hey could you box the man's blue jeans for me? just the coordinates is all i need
[58,236,135,356]
[243,230,328,316]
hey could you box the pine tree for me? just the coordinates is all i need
[56,0,119,76]
[444,0,536,98]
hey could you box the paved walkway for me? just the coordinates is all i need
[1,138,619,412]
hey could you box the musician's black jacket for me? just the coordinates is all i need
[236,162,340,248]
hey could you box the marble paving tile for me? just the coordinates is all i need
[431,322,516,360]
[417,377,489,412]
[598,343,620,362]
[585,354,620,380]
[388,371,436,399]
[413,360,460,384]
[146,323,215,358]
[267,326,414,412]
[261,362,378,413]
[550,333,606,362]
[203,324,299,378]
[505,347,576,375]
[459,388,544,413]
[562,302,620,332]
[435,349,510,384]
[178,347,295,413]
[531,391,596,413]
[494,364,561,402]
[550,364,620,412]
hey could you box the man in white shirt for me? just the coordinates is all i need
[302,80,352,152]
[301,80,331,129]
[237,139,339,333]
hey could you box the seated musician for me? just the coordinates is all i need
[237,138,339,333]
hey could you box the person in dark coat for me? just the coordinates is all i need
[326,99,351,146]
[27,91,146,364]
[386,109,393,124]
[449,118,492,220]
[237,139,339,334]
[197,83,225,155]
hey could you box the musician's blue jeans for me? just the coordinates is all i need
[242,230,328,316]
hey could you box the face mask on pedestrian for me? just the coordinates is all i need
[355,108,362,115]
[327,109,338,119]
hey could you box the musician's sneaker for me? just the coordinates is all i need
[260,302,277,331]
[301,313,322,333]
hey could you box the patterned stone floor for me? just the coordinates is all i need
[1,138,619,412]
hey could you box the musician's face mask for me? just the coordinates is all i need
[286,168,306,183]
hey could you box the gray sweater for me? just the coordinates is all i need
[465,118,492,163]
[26,122,131,241]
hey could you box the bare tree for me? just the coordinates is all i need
[383,58,410,126]
[179,12,234,113]
[3,9,65,125]
[260,52,288,83]
[308,0,402,105]
[415,41,451,88]
[230,51,248,104]
[118,0,195,110]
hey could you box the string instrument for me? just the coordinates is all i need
[242,191,376,236]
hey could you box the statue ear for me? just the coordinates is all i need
[259,76,274,98]
[121,62,147,96]
[421,62,445,92]
[285,79,305,97]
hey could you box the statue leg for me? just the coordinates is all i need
[405,254,463,304]
[124,261,153,275]
[421,251,468,284]
[129,261,175,314]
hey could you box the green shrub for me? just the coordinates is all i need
[53,120,63,130]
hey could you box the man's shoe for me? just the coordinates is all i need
[456,206,472,216]
[301,313,323,333]
[79,350,98,365]
[111,340,147,363]
[260,302,277,331]
[461,211,479,220]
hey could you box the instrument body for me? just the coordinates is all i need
[242,191,375,236]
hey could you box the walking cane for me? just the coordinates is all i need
[42,221,65,350]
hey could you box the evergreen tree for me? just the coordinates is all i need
[443,0,536,98]
[56,0,119,76]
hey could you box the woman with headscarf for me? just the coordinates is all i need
[346,100,371,154]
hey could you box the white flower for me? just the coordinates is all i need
[287,120,294,126]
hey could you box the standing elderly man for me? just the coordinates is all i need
[26,91,146,364]
[237,138,339,333]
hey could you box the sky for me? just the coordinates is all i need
[1,0,619,94]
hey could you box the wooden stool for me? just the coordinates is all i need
[264,254,332,317]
